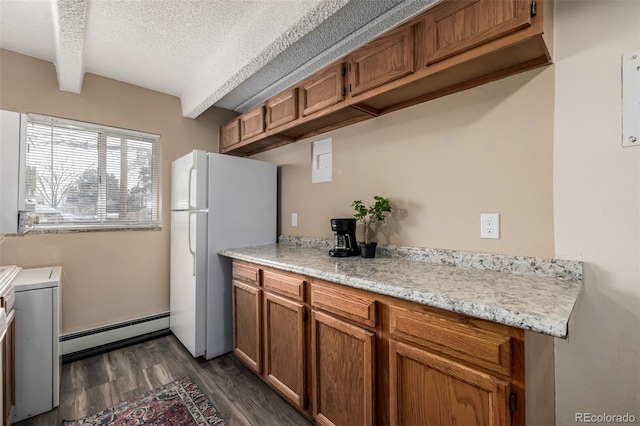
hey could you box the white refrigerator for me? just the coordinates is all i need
[170,150,276,359]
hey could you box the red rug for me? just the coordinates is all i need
[62,376,227,425]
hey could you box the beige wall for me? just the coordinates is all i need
[553,2,640,423]
[254,67,556,258]
[0,49,236,334]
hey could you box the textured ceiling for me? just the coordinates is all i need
[0,0,439,118]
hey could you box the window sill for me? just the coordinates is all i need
[26,226,162,235]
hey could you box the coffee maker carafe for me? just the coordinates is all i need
[329,218,359,257]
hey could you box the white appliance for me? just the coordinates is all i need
[170,150,276,359]
[12,266,61,422]
[0,109,33,234]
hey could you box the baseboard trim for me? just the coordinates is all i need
[62,329,171,364]
[61,312,170,361]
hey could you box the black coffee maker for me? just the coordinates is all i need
[329,218,359,257]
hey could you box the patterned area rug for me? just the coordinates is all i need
[62,376,227,425]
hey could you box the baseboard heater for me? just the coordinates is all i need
[61,312,171,364]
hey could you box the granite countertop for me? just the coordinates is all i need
[219,240,583,338]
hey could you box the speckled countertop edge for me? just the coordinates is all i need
[220,241,583,339]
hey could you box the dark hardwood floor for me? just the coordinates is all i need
[15,334,312,426]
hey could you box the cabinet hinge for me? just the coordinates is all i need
[530,1,537,17]
[342,65,346,76]
[303,308,308,322]
[303,394,310,408]
[509,393,517,413]
[342,88,346,97]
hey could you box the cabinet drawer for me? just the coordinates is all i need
[389,305,511,376]
[233,261,260,286]
[311,283,376,328]
[263,269,305,301]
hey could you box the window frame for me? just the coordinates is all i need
[25,114,162,232]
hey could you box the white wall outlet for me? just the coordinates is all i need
[481,213,500,239]
[291,213,298,227]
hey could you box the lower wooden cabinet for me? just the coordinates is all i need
[231,260,524,426]
[232,280,262,373]
[263,292,307,409]
[1,312,15,426]
[311,310,376,426]
[389,339,510,426]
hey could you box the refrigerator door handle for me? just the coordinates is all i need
[188,211,196,276]
[187,162,196,210]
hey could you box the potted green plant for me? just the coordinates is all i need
[352,196,392,258]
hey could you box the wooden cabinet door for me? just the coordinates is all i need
[220,119,241,150]
[389,339,510,426]
[1,312,15,426]
[425,0,531,65]
[300,62,346,117]
[232,280,262,374]
[348,25,414,97]
[263,292,307,409]
[311,310,375,426]
[240,104,266,140]
[267,88,298,130]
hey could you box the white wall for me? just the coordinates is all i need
[553,1,640,424]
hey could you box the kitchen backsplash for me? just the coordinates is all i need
[277,235,583,282]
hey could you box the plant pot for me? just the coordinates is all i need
[359,242,377,258]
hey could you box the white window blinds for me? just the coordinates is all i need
[25,114,160,230]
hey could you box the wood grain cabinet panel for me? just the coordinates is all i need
[232,261,260,286]
[300,62,346,117]
[389,304,512,376]
[220,119,241,150]
[267,88,298,130]
[263,292,307,409]
[232,280,262,374]
[311,310,375,426]
[262,268,305,301]
[390,339,510,426]
[1,311,15,426]
[311,283,376,328]
[348,25,414,97]
[240,104,266,141]
[425,0,531,65]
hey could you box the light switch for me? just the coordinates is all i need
[311,138,332,183]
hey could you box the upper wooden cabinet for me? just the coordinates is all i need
[300,62,346,118]
[425,0,532,65]
[220,0,550,156]
[220,118,240,150]
[267,88,298,130]
[348,25,415,97]
[240,104,266,141]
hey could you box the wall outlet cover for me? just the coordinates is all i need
[481,213,500,239]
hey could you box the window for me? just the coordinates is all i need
[25,114,160,231]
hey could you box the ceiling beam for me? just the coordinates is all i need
[51,0,88,93]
